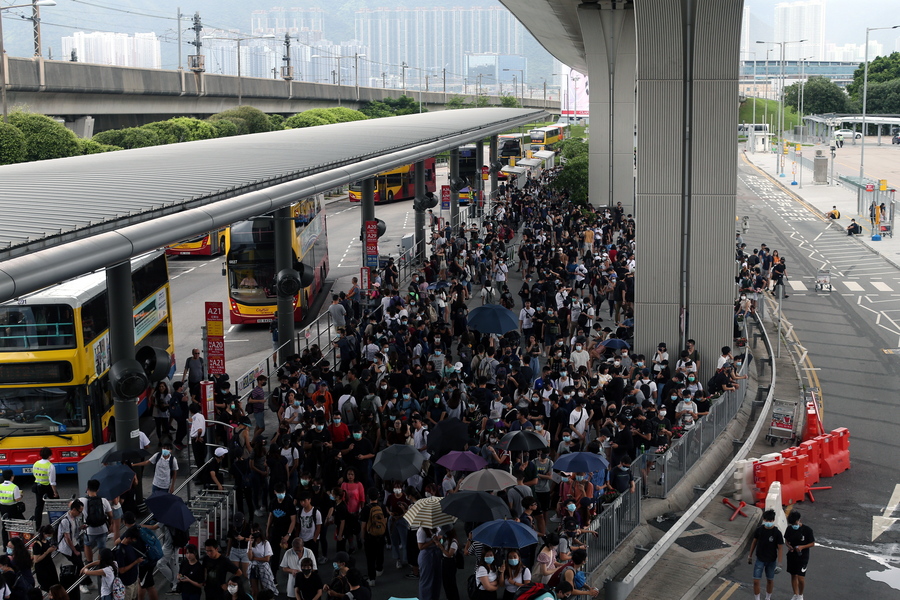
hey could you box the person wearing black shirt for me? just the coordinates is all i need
[784,511,815,600]
[344,428,375,485]
[359,489,387,586]
[177,545,205,600]
[203,539,240,600]
[748,510,783,600]
[609,416,633,467]
[294,557,323,600]
[31,525,59,591]
[267,483,297,568]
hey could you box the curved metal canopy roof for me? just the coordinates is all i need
[499,0,588,75]
[0,107,547,302]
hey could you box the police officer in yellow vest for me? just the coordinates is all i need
[32,446,58,528]
[0,468,24,545]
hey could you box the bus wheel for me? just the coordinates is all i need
[387,191,394,202]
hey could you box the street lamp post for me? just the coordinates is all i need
[503,67,524,106]
[571,74,581,122]
[861,25,900,207]
[757,39,806,174]
[552,72,570,121]
[0,0,56,122]
[401,61,408,93]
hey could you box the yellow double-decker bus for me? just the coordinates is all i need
[166,228,228,256]
[225,197,329,324]
[529,125,565,151]
[0,251,175,474]
[348,158,436,204]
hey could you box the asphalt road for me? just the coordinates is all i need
[698,158,900,599]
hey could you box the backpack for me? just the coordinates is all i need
[477,357,495,381]
[467,573,479,600]
[85,496,107,528]
[139,527,164,561]
[514,582,555,600]
[169,526,190,549]
[546,561,575,587]
[269,388,284,413]
[360,394,378,417]
[229,431,246,458]
[365,504,387,536]
[111,568,126,600]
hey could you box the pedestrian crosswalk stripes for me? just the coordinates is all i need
[777,280,899,293]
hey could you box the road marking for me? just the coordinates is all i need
[842,281,865,291]
[872,483,900,541]
[707,580,730,600]
[720,582,741,600]
[873,282,894,292]
[788,280,807,291]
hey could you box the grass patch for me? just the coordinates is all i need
[739,97,800,132]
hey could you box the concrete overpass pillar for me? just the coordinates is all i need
[449,147,460,230]
[631,0,741,384]
[577,1,636,211]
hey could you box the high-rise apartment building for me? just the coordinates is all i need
[250,7,325,46]
[774,0,825,61]
[354,6,525,90]
[740,6,751,59]
[61,31,161,69]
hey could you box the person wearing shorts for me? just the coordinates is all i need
[784,511,815,600]
[748,509,783,600]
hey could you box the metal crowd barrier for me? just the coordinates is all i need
[583,477,643,576]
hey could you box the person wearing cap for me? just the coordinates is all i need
[203,448,229,490]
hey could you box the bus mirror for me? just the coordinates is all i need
[136,346,170,383]
[109,359,149,399]
[450,176,469,193]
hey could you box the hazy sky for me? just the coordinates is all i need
[746,0,900,49]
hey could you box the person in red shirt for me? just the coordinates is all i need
[328,413,350,448]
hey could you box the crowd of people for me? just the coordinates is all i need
[0,167,751,600]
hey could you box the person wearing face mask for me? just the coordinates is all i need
[265,482,296,569]
[134,442,178,495]
[534,533,563,585]
[202,539,240,600]
[748,509,784,600]
[30,525,58,591]
[281,391,304,433]
[223,576,250,600]
[784,511,815,600]
[293,557,322,600]
[606,456,635,495]
[385,485,410,569]
[474,549,503,600]
[609,416,634,468]
[328,413,351,450]
[344,427,375,486]
[280,538,318,598]
[501,550,531,600]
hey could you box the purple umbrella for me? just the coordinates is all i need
[436,450,487,473]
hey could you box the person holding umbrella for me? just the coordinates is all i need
[417,525,444,600]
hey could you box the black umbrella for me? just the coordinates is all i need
[497,430,548,452]
[145,492,196,531]
[93,464,137,500]
[373,444,425,481]
[104,448,151,464]
[427,417,469,458]
[440,491,511,522]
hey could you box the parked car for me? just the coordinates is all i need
[893,134,900,145]
[834,128,862,139]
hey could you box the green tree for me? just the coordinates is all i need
[864,78,900,114]
[300,108,339,124]
[551,154,589,204]
[268,114,286,130]
[284,113,330,128]
[210,117,248,136]
[167,117,217,141]
[384,95,424,115]
[847,52,900,99]
[7,112,79,161]
[499,95,521,108]
[557,137,588,161]
[445,95,467,109]
[77,139,122,154]
[783,76,850,114]
[93,127,160,149]
[208,106,272,134]
[326,107,368,122]
[0,121,27,165]
[473,95,490,108]
[359,100,394,118]
[141,119,193,144]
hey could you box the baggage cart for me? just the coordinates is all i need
[766,398,801,445]
[814,269,832,292]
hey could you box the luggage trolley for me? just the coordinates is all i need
[814,269,832,292]
[765,397,801,446]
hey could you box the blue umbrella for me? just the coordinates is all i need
[553,451,610,473]
[602,338,630,350]
[145,491,196,531]
[427,280,451,290]
[467,304,519,335]
[93,464,137,501]
[471,519,539,549]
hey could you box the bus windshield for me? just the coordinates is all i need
[0,305,77,351]
[0,386,89,436]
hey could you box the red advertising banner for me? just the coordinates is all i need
[365,220,379,268]
[441,184,451,210]
[205,301,226,375]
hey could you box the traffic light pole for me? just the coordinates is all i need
[275,206,296,363]
[414,160,427,262]
[449,148,460,231]
[106,262,140,452]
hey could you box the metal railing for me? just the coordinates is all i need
[605,311,776,599]
[632,319,752,499]
[584,477,643,576]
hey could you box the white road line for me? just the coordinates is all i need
[842,281,865,291]
[873,282,894,292]
[788,280,808,291]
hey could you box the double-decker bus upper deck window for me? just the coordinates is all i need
[81,291,110,344]
[0,305,77,351]
[133,255,168,303]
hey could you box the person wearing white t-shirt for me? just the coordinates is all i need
[503,550,532,597]
[676,397,698,430]
[279,537,317,596]
[79,479,114,563]
[474,548,503,596]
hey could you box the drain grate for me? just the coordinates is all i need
[675,533,731,553]
[651,520,702,534]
